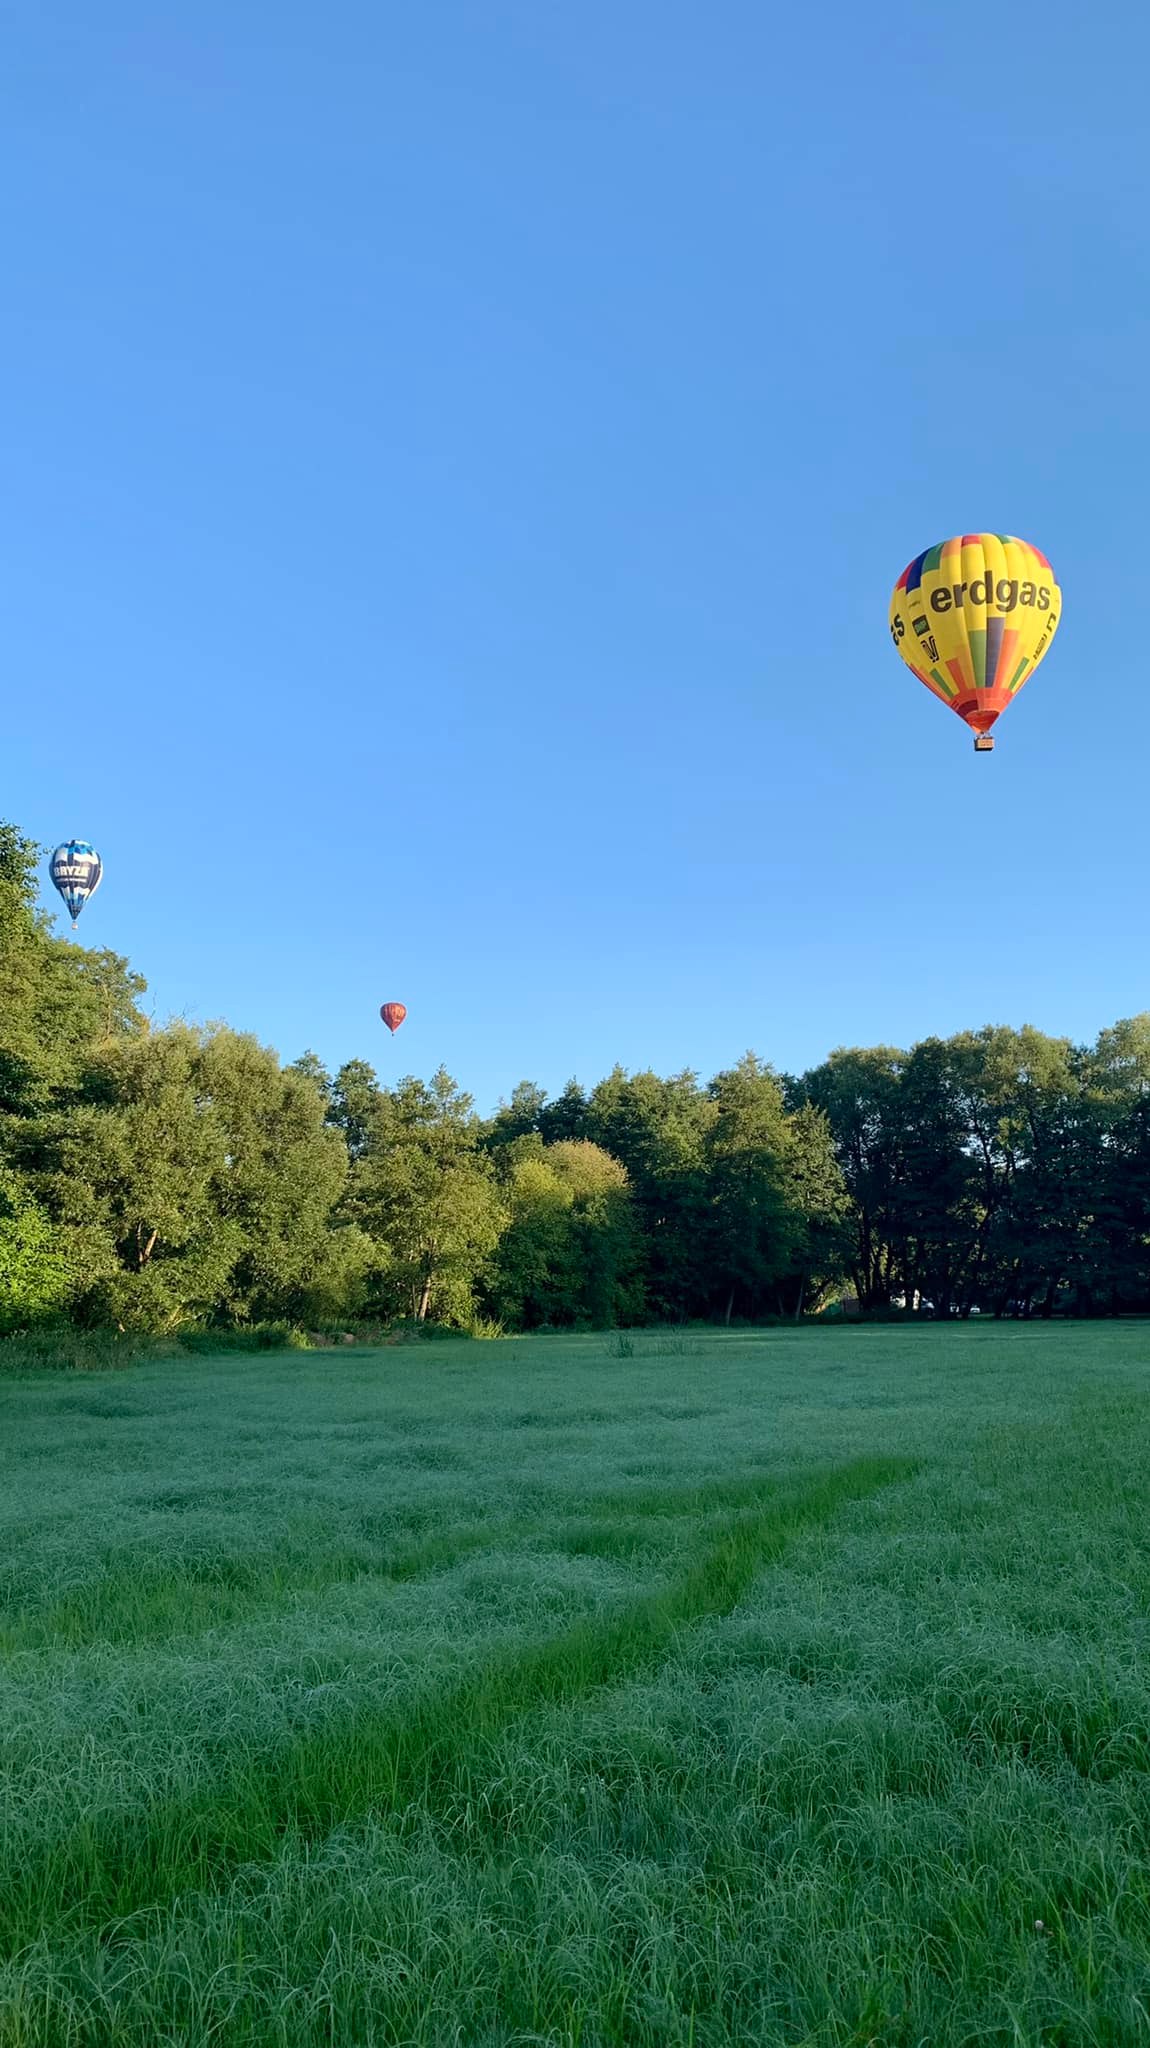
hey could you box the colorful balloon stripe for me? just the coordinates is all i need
[890,533,1061,749]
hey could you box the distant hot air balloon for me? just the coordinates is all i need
[889,534,1061,751]
[380,1002,407,1034]
[49,841,103,929]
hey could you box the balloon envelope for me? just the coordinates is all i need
[889,534,1061,744]
[49,841,103,927]
[380,1002,407,1034]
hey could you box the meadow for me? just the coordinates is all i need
[1,1325,1149,2046]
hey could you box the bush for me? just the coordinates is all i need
[0,1174,74,1334]
[608,1329,702,1359]
[376,1318,472,1344]
[646,1332,703,1356]
[0,1322,333,1371]
[174,1323,313,1354]
[0,1327,151,1373]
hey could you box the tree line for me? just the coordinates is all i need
[2,819,1149,1335]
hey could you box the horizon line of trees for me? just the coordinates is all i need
[3,818,1150,1336]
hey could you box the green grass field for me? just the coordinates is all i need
[2,1325,1149,2046]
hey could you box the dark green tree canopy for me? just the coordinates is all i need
[4,817,1150,1337]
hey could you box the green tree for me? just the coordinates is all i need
[586,1067,714,1319]
[194,1030,359,1324]
[23,1025,358,1332]
[889,1037,982,1317]
[328,1058,385,1161]
[343,1068,506,1323]
[0,1167,73,1332]
[0,820,147,1125]
[288,1049,334,1107]
[539,1080,590,1144]
[970,1027,1090,1316]
[486,1080,550,1150]
[1054,1016,1150,1316]
[26,1027,237,1330]
[549,1140,643,1327]
[705,1055,799,1322]
[796,1048,908,1309]
[488,1153,577,1329]
[777,1101,852,1316]
[490,1139,642,1329]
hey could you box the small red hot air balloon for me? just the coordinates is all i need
[380,1002,407,1034]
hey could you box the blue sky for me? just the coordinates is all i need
[5,2,1149,1111]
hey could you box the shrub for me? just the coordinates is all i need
[0,1173,73,1334]
[174,1323,312,1354]
[0,1327,150,1373]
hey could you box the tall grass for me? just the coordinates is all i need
[1,1325,1149,2044]
[0,1457,910,1956]
[0,1327,151,1372]
[0,1319,473,1373]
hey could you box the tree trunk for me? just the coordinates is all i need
[724,1286,735,1327]
[417,1274,433,1322]
[794,1277,805,1322]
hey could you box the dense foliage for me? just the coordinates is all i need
[3,818,1150,1332]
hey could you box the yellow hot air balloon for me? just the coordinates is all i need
[889,533,1061,751]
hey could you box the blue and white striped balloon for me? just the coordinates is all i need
[49,841,103,928]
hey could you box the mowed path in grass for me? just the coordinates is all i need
[1,1329,1149,2046]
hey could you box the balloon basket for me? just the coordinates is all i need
[973,735,995,753]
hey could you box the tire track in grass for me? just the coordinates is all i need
[0,1507,678,1655]
[0,1526,499,1654]
[0,1463,888,1655]
[0,1456,915,1956]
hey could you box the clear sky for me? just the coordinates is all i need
[5,2,1149,1111]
